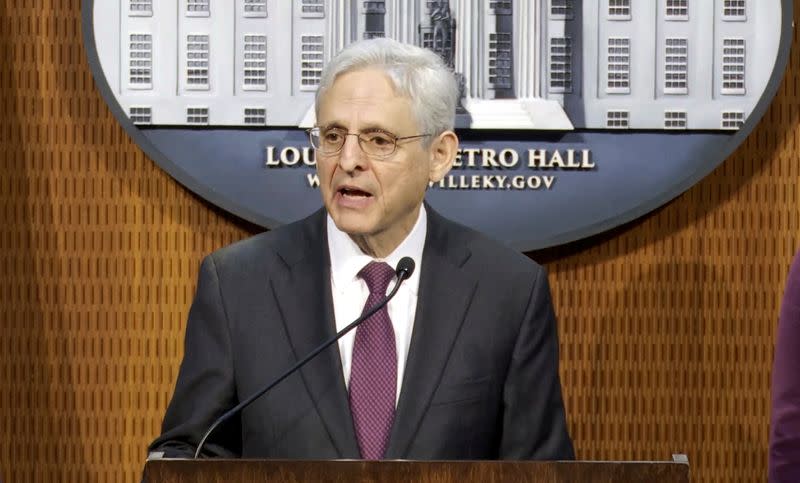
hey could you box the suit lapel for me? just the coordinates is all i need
[270,210,360,458]
[385,208,478,458]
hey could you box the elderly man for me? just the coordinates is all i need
[149,38,574,461]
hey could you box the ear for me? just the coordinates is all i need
[427,130,458,183]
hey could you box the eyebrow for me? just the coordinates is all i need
[319,121,395,135]
[319,121,346,131]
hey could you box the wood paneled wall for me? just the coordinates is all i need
[1,2,797,482]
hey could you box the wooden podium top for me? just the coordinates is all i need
[143,458,689,483]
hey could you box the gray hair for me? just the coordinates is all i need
[314,38,459,138]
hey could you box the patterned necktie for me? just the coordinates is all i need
[348,261,397,460]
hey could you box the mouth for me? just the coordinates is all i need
[338,186,373,199]
[335,185,374,209]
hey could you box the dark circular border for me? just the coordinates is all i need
[81,1,795,251]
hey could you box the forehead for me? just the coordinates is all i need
[317,68,416,130]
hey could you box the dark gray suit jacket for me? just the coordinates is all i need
[149,206,574,460]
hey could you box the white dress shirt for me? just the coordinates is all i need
[327,205,426,404]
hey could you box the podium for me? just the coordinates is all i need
[143,459,690,483]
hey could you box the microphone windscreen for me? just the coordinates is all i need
[396,257,415,278]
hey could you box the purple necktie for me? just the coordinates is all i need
[349,261,397,460]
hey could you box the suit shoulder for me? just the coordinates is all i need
[208,230,280,265]
[207,211,323,270]
[439,216,545,277]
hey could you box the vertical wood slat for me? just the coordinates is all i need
[0,2,250,481]
[0,2,798,482]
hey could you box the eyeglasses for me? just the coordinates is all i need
[307,126,431,159]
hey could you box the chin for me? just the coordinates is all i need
[330,212,374,236]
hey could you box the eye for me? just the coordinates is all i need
[322,129,344,143]
[364,132,394,147]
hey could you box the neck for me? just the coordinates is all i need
[349,235,397,259]
[349,206,421,259]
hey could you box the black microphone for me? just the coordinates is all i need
[395,256,415,280]
[193,256,416,458]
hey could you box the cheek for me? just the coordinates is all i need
[316,162,335,186]
[383,169,427,206]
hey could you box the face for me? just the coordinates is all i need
[315,67,455,255]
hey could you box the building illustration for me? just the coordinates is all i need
[92,0,781,130]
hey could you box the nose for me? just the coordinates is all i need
[337,133,366,172]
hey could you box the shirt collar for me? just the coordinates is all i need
[328,205,427,295]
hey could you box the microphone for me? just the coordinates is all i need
[193,256,416,458]
[395,256,415,280]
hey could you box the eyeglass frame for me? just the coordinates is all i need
[306,126,432,159]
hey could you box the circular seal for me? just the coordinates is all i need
[82,0,793,251]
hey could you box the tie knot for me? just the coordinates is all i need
[358,261,395,296]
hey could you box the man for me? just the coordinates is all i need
[149,38,574,460]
